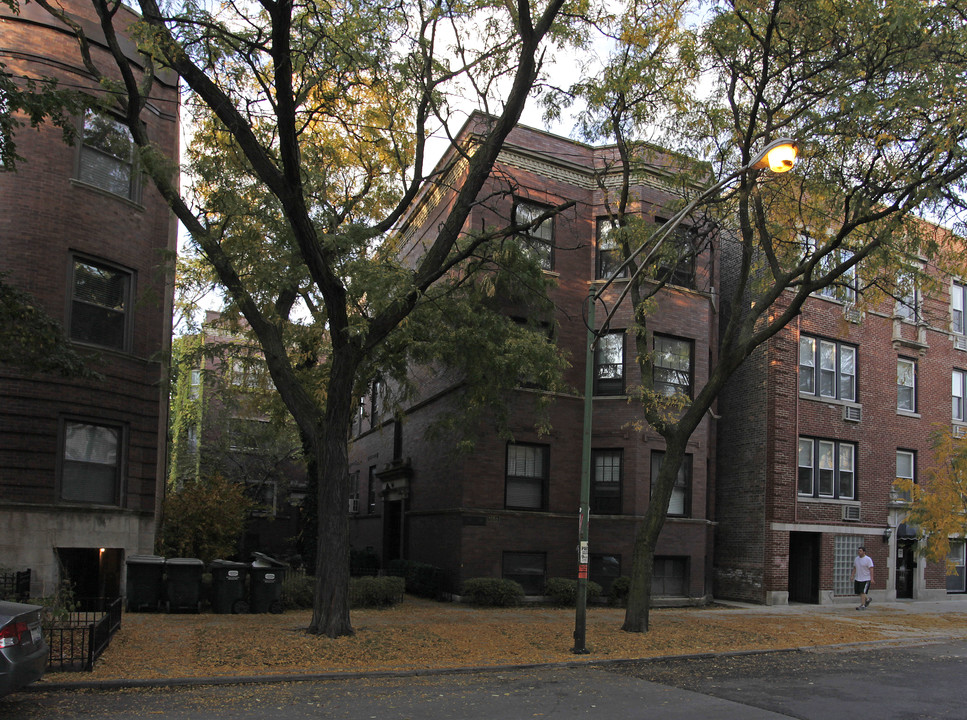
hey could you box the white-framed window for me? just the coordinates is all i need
[188,369,202,399]
[834,535,864,596]
[801,233,857,303]
[954,369,966,422]
[896,270,921,322]
[70,256,133,352]
[594,331,625,396]
[896,449,915,502]
[591,449,622,515]
[952,281,966,335]
[798,437,856,500]
[596,219,627,280]
[653,221,697,289]
[505,443,548,510]
[653,335,693,398]
[77,110,140,201]
[61,419,122,505]
[348,471,360,514]
[799,336,856,401]
[513,201,554,271]
[651,450,692,517]
[898,357,917,412]
[948,542,966,593]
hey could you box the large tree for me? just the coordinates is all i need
[29,0,578,636]
[563,0,967,631]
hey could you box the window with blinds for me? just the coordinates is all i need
[61,420,121,505]
[77,110,140,201]
[505,443,548,510]
[70,257,132,351]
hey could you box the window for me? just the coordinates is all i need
[596,219,627,280]
[502,551,546,595]
[896,270,920,321]
[590,450,622,514]
[367,466,377,515]
[77,110,139,201]
[896,450,915,502]
[248,481,277,516]
[953,281,966,335]
[802,234,857,303]
[189,369,202,399]
[834,535,864,595]
[61,420,122,505]
[513,202,553,271]
[651,451,692,516]
[505,443,548,510]
[799,336,856,401]
[897,358,917,412]
[654,221,696,289]
[948,542,966,593]
[652,557,686,596]
[653,335,692,398]
[798,437,856,499]
[594,331,625,395]
[370,379,383,429]
[590,554,621,596]
[348,471,360,514]
[70,257,132,351]
[954,370,966,422]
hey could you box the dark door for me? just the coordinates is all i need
[788,532,820,603]
[383,500,403,563]
[896,540,916,599]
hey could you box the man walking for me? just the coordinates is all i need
[851,546,874,610]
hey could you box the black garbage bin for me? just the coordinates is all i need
[249,553,287,614]
[210,560,249,614]
[164,558,204,613]
[125,555,165,612]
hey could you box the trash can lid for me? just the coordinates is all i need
[126,554,165,565]
[210,559,249,569]
[166,557,205,566]
[251,552,288,568]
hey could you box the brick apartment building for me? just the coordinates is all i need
[349,119,718,601]
[0,0,178,598]
[716,231,966,605]
[168,311,308,563]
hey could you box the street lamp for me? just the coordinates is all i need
[572,138,798,654]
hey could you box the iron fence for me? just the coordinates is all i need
[45,597,122,672]
[0,569,31,601]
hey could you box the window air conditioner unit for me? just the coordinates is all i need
[955,335,967,352]
[844,306,863,324]
[842,405,862,423]
[348,498,360,514]
[954,425,967,439]
[842,505,861,521]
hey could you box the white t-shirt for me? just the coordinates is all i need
[854,554,874,582]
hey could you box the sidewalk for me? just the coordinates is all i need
[36,596,967,691]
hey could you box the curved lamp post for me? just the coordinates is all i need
[572,137,798,654]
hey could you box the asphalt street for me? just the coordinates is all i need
[3,640,967,719]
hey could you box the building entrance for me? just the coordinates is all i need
[788,532,820,603]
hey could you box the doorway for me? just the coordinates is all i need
[788,532,820,603]
[57,547,122,601]
[896,540,916,599]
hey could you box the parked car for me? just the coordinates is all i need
[0,601,48,697]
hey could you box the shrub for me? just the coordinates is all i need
[386,559,447,598]
[544,577,602,606]
[461,578,525,607]
[349,576,405,608]
[609,576,631,606]
[282,570,315,610]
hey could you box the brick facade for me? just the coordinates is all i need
[349,122,717,602]
[0,0,178,598]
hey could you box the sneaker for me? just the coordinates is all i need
[865,598,872,607]
[856,605,866,610]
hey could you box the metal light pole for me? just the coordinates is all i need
[572,138,798,654]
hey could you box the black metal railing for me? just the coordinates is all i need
[0,569,31,601]
[46,597,122,672]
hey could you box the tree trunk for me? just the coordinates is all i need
[622,433,689,632]
[307,354,355,638]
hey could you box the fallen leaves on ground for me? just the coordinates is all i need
[44,597,967,683]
